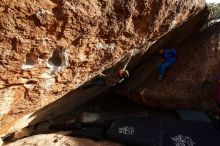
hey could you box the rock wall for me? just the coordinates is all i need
[120,22,220,109]
[0,0,207,136]
[116,6,209,97]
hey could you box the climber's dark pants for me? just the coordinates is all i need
[157,61,175,77]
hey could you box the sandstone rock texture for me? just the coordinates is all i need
[0,0,207,137]
[5,134,123,146]
[118,22,220,109]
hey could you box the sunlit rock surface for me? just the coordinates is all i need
[5,134,123,146]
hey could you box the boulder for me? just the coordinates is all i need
[5,134,123,146]
[0,0,208,137]
[120,22,220,109]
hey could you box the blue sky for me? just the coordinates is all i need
[206,0,220,3]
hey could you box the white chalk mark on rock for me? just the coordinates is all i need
[0,87,15,116]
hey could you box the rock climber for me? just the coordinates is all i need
[82,51,133,89]
[104,51,132,86]
[157,48,176,80]
[82,69,130,89]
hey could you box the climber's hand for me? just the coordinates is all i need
[159,49,164,54]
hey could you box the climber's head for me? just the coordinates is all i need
[159,48,169,54]
[159,49,164,54]
[119,69,129,79]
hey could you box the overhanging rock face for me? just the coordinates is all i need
[0,0,207,136]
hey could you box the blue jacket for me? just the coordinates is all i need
[163,49,176,63]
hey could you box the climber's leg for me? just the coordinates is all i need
[157,61,173,80]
